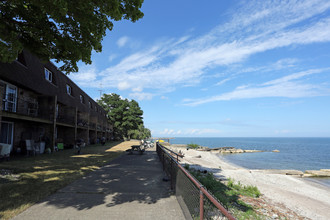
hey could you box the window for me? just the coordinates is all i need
[89,101,92,109]
[66,84,72,95]
[80,95,84,104]
[95,106,97,111]
[2,83,17,112]
[45,68,52,82]
[17,53,27,66]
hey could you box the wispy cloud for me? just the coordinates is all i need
[153,118,251,127]
[69,65,97,86]
[74,0,330,101]
[129,92,154,101]
[183,68,330,106]
[117,36,129,48]
[158,128,222,136]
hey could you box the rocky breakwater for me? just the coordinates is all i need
[201,147,273,154]
[303,169,330,177]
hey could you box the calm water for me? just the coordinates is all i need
[171,137,330,187]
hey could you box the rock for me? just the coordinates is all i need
[244,149,264,153]
[233,149,245,153]
[304,170,330,177]
[285,170,303,176]
[264,169,303,176]
[195,155,202,158]
[272,149,280,152]
[321,169,330,172]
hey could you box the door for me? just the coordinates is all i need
[0,122,14,145]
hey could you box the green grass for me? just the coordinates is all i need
[187,168,263,219]
[187,143,200,149]
[227,178,261,198]
[0,141,126,220]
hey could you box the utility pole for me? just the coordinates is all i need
[98,83,103,98]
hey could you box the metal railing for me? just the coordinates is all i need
[2,96,52,120]
[156,143,235,220]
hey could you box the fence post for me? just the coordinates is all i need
[200,190,204,220]
[170,159,173,190]
[162,152,165,171]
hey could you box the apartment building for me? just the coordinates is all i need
[0,50,112,155]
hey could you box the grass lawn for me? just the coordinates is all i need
[0,140,138,220]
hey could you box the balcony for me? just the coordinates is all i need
[56,105,75,126]
[77,119,89,128]
[56,114,75,126]
[89,122,96,130]
[1,96,52,122]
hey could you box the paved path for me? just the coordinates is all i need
[13,148,185,220]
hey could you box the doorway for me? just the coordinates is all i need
[0,121,14,145]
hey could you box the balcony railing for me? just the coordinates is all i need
[2,97,52,121]
[77,119,89,128]
[89,122,96,129]
[56,114,75,125]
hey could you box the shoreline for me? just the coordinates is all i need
[168,144,330,220]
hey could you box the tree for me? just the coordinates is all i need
[123,100,143,139]
[0,0,144,73]
[130,124,151,140]
[97,93,146,140]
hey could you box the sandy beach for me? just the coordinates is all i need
[168,145,330,220]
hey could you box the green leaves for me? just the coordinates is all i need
[0,0,144,73]
[97,93,149,140]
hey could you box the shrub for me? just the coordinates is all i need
[187,143,200,149]
[186,168,262,219]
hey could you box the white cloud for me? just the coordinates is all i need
[183,68,330,106]
[262,69,327,86]
[129,92,154,101]
[108,54,117,62]
[117,36,129,48]
[69,65,98,87]
[74,0,330,100]
[159,128,222,136]
[216,78,232,86]
[117,81,130,90]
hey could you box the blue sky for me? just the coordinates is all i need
[69,0,330,137]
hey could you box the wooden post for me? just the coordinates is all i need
[87,113,90,145]
[74,107,77,142]
[0,85,3,137]
[95,119,97,144]
[51,95,57,151]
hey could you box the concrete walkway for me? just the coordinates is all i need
[13,148,185,220]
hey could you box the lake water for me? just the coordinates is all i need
[170,137,330,187]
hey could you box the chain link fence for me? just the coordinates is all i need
[157,143,235,220]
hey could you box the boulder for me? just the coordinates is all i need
[285,170,304,176]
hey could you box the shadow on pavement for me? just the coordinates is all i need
[43,151,173,210]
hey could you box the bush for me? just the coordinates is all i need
[186,167,262,219]
[227,178,261,198]
[187,143,200,149]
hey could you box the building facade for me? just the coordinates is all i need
[0,50,112,155]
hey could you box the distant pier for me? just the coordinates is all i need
[151,137,175,143]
